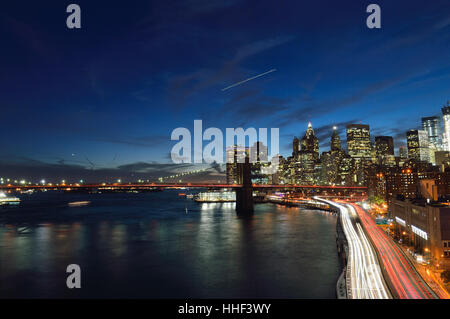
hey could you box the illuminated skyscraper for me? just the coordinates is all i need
[226,145,249,184]
[290,122,320,185]
[399,146,408,159]
[422,116,442,150]
[300,122,319,162]
[331,126,341,152]
[375,136,395,167]
[375,136,394,157]
[406,130,430,162]
[338,155,356,186]
[346,124,371,160]
[250,141,268,163]
[249,142,270,184]
[346,124,372,185]
[442,102,450,151]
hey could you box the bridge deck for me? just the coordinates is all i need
[0,183,368,190]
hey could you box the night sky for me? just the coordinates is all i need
[1,0,449,182]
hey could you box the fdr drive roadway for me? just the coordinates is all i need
[318,198,438,299]
[350,203,437,299]
[319,199,391,299]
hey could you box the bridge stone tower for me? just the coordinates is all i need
[235,156,254,215]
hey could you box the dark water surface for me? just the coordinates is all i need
[0,190,340,298]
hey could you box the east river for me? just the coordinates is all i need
[0,190,340,298]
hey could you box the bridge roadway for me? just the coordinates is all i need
[0,183,368,190]
[317,198,391,299]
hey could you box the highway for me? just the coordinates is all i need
[318,199,391,299]
[350,203,437,299]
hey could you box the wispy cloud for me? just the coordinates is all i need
[0,157,225,183]
[166,35,295,110]
[372,13,450,54]
[93,135,169,148]
[274,71,424,127]
[212,87,289,126]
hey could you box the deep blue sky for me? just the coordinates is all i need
[1,0,449,182]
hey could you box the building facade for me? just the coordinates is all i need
[391,199,450,269]
[331,126,341,152]
[346,124,371,160]
[422,116,443,151]
[375,136,394,157]
[442,102,450,151]
[226,145,249,184]
[407,130,430,163]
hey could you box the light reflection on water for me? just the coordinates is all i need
[0,190,339,298]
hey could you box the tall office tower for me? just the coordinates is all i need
[406,130,430,162]
[346,124,371,160]
[271,154,287,184]
[442,102,450,151]
[226,145,249,184]
[375,136,394,157]
[291,122,320,185]
[338,155,356,186]
[249,142,271,184]
[422,116,443,150]
[399,146,408,159]
[319,151,338,185]
[250,141,268,163]
[330,126,341,152]
[298,151,316,184]
[428,144,437,165]
[300,122,319,162]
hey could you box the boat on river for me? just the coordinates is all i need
[0,192,20,206]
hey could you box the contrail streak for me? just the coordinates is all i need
[221,68,276,91]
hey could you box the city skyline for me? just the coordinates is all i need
[1,105,449,184]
